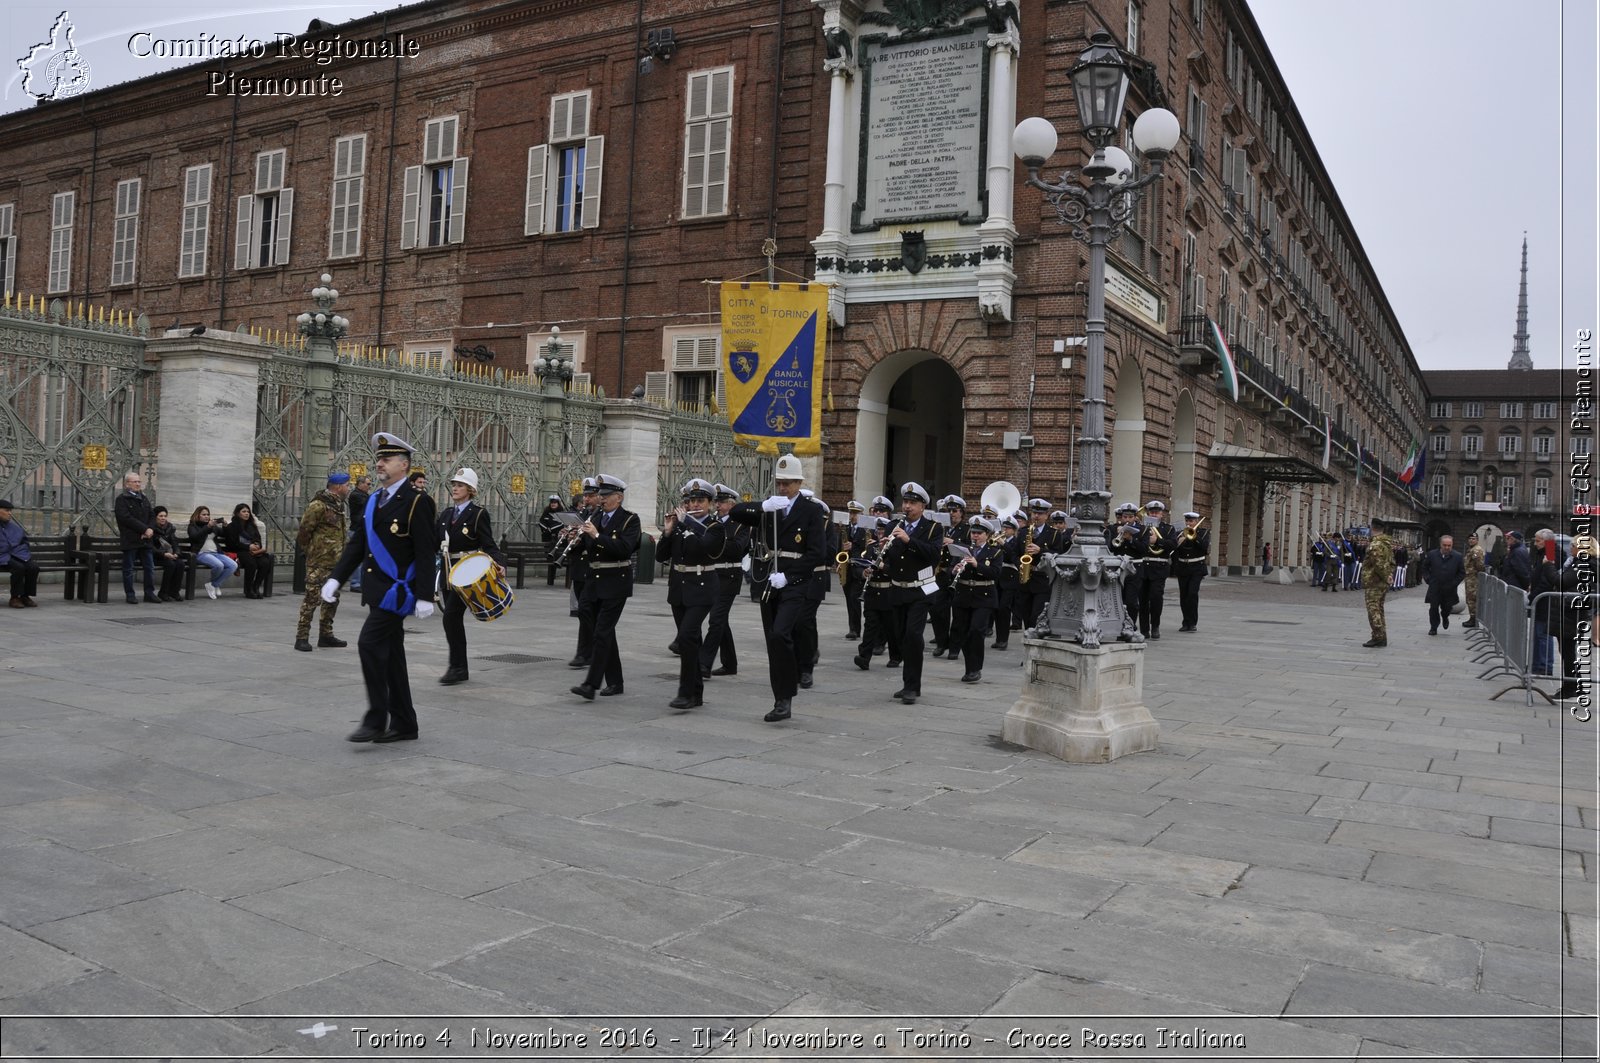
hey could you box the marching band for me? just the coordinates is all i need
[351,441,1219,730]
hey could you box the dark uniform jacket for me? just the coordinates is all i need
[951,543,1001,609]
[1141,522,1179,568]
[1172,527,1210,567]
[880,516,944,604]
[716,516,751,594]
[331,480,440,609]
[657,513,729,608]
[728,495,829,585]
[439,500,507,569]
[859,528,896,609]
[572,506,641,600]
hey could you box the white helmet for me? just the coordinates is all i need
[775,454,804,480]
[450,467,479,491]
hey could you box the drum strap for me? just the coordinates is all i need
[366,492,418,617]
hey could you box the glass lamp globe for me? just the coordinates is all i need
[314,313,326,325]
[328,289,339,301]
[1131,108,1181,157]
[320,273,332,284]
[296,313,311,325]
[1012,117,1059,165]
[1101,146,1133,186]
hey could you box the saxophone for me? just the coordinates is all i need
[1019,521,1036,584]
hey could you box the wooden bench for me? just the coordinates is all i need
[18,534,99,603]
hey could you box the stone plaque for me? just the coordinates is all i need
[857,25,987,229]
[1105,263,1166,328]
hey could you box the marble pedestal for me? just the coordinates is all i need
[1002,637,1159,763]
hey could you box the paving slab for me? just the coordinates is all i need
[1147,820,1374,878]
[96,826,347,900]
[475,867,742,947]
[1009,834,1248,896]
[0,841,174,928]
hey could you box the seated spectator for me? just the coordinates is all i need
[150,506,187,602]
[0,498,40,608]
[226,503,273,599]
[187,506,237,599]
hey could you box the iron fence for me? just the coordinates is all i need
[656,402,773,513]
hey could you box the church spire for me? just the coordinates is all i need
[1508,234,1533,370]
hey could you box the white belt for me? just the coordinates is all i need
[891,580,922,588]
[960,579,995,587]
[1175,556,1206,564]
[712,562,742,570]
[774,550,804,559]
[673,563,715,574]
[814,564,831,573]
[591,560,631,570]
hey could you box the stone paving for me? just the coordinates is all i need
[0,572,1594,1061]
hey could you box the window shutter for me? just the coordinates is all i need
[644,371,670,405]
[709,69,732,116]
[687,71,710,121]
[569,372,591,392]
[525,145,548,235]
[448,158,469,243]
[569,93,589,138]
[704,118,728,216]
[234,194,254,269]
[694,335,718,368]
[714,369,726,412]
[581,135,604,229]
[401,165,422,249]
[274,187,294,265]
[550,96,571,142]
[672,337,697,370]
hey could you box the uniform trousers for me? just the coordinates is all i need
[699,578,740,672]
[760,583,808,699]
[1022,585,1050,628]
[794,595,821,674]
[894,595,932,693]
[440,588,473,673]
[1138,565,1169,634]
[954,604,991,673]
[1122,565,1144,631]
[297,564,340,639]
[929,588,952,649]
[572,577,594,660]
[580,597,627,689]
[844,575,865,635]
[992,589,1014,646]
[1174,564,1204,629]
[675,600,712,698]
[356,606,417,734]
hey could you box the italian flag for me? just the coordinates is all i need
[1397,439,1423,486]
[1206,317,1241,403]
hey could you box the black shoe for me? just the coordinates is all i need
[947,648,962,660]
[571,683,596,701]
[853,655,870,670]
[374,730,419,743]
[669,695,702,710]
[144,594,161,603]
[1178,625,1195,633]
[961,672,981,683]
[700,668,712,680]
[599,684,625,697]
[1462,619,1479,629]
[125,595,139,604]
[892,688,911,700]
[991,641,1008,651]
[318,635,348,648]
[887,659,903,668]
[347,726,383,742]
[1148,631,1161,640]
[930,644,946,657]
[711,666,737,676]
[764,699,792,722]
[798,673,813,689]
[1428,627,1437,636]
[1362,639,1387,648]
[567,657,589,669]
[294,638,314,652]
[667,642,682,656]
[439,669,468,685]
[1442,616,1449,629]
[898,691,919,704]
[845,631,861,640]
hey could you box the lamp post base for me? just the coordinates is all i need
[1002,637,1159,763]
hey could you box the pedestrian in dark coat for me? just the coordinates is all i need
[1421,535,1466,635]
[1501,530,1533,590]
[114,470,158,603]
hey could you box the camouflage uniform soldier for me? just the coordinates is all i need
[295,472,353,652]
[1361,518,1396,648]
[1462,532,1485,628]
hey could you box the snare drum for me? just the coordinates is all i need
[446,551,514,622]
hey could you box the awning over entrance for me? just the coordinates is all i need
[1206,443,1337,485]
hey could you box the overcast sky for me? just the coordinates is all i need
[3,0,1595,374]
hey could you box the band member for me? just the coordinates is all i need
[1012,498,1062,629]
[991,515,1021,650]
[951,517,1002,682]
[842,500,868,640]
[1172,511,1210,633]
[658,479,726,709]
[1311,535,1329,590]
[538,494,565,587]
[1137,500,1178,638]
[324,432,439,743]
[566,477,600,667]
[1108,502,1145,638]
[727,454,827,721]
[854,497,899,668]
[930,495,968,656]
[437,467,507,685]
[881,482,944,704]
[699,483,749,677]
[569,475,641,701]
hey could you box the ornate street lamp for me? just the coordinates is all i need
[296,273,348,343]
[1013,31,1180,649]
[531,325,574,391]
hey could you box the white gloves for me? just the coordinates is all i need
[769,572,788,589]
[762,495,788,512]
[320,579,340,603]
[414,601,435,620]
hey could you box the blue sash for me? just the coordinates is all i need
[365,491,416,616]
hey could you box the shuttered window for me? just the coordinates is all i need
[110,179,141,287]
[682,67,733,219]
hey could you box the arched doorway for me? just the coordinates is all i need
[854,351,965,504]
[1171,390,1197,516]
[1110,354,1145,507]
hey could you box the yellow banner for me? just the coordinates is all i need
[720,282,827,456]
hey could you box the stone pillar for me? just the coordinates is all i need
[975,19,1020,322]
[598,401,669,536]
[146,329,272,521]
[1002,638,1160,763]
[811,2,858,328]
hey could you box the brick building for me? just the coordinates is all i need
[0,0,1431,573]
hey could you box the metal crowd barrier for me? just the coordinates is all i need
[1466,572,1587,704]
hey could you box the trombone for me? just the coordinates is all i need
[1179,515,1207,542]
